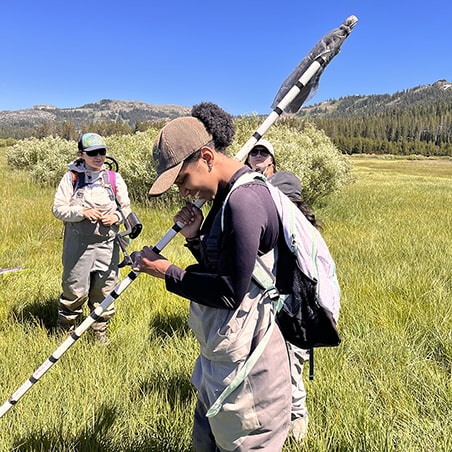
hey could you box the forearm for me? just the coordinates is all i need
[165,264,239,309]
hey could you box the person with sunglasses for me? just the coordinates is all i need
[52,133,131,344]
[244,139,276,177]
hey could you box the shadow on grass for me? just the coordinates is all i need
[135,368,195,407]
[148,311,191,339]
[12,296,58,331]
[12,404,117,451]
[12,296,191,341]
[12,403,192,452]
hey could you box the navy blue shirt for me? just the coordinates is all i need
[165,167,279,309]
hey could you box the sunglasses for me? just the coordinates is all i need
[249,148,271,157]
[84,148,107,157]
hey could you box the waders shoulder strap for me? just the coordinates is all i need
[71,170,117,196]
[206,258,286,418]
[206,172,286,418]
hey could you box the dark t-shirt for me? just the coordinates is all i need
[165,167,280,309]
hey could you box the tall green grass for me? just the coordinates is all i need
[0,151,451,451]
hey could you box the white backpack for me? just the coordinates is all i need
[207,171,341,417]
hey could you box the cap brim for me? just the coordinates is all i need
[149,161,183,196]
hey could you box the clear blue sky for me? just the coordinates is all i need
[1,0,450,116]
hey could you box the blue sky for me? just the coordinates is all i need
[1,0,450,116]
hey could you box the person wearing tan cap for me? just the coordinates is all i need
[133,102,292,451]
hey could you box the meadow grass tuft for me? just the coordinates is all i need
[0,151,451,451]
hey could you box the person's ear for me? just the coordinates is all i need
[199,147,214,165]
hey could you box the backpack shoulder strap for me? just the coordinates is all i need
[220,171,266,230]
[72,170,117,199]
[71,171,86,192]
[101,170,118,198]
[207,171,266,273]
[108,170,117,196]
[71,171,77,188]
[206,173,287,418]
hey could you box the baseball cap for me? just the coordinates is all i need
[250,139,275,157]
[149,117,212,196]
[78,133,107,152]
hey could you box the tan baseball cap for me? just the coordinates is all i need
[149,117,212,196]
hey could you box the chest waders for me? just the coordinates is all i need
[72,169,142,267]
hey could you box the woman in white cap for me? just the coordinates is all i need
[52,133,131,343]
[133,102,291,451]
[245,139,276,177]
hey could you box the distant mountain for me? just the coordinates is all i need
[1,81,451,155]
[2,80,450,129]
[0,99,191,131]
[297,80,452,118]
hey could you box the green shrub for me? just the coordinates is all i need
[6,137,75,182]
[6,119,353,207]
[233,117,353,205]
[5,133,158,204]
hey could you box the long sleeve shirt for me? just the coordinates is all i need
[165,167,280,310]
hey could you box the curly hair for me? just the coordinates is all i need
[191,102,235,152]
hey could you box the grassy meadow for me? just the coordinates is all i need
[0,149,451,451]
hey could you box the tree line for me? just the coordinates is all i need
[297,82,452,156]
[309,101,452,156]
[2,96,452,156]
[0,119,164,142]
